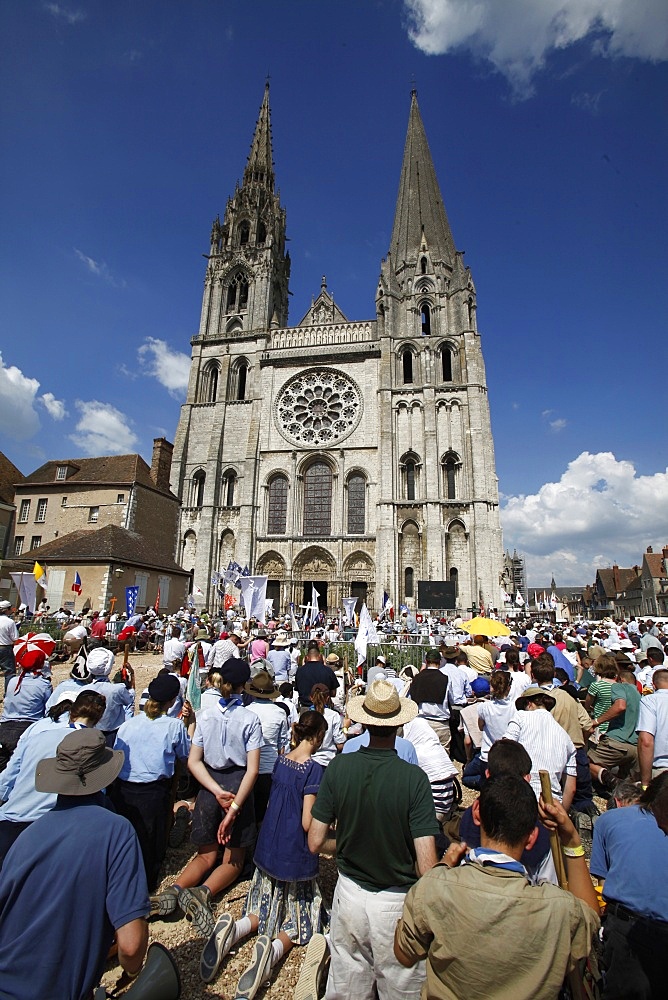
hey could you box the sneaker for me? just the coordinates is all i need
[169,805,190,848]
[599,769,618,791]
[149,885,180,918]
[234,934,272,1000]
[179,886,215,939]
[572,810,593,849]
[200,912,235,983]
[294,933,329,1000]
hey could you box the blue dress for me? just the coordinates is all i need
[244,755,327,944]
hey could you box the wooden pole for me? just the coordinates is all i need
[539,770,568,889]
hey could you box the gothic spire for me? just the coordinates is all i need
[389,90,456,267]
[243,82,275,191]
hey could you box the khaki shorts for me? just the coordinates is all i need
[587,736,637,771]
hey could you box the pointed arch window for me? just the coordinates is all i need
[238,220,250,246]
[237,363,248,401]
[442,452,460,500]
[268,474,288,534]
[222,471,236,507]
[420,257,427,275]
[347,473,365,534]
[199,361,219,402]
[191,471,205,509]
[421,303,431,336]
[257,221,267,245]
[303,462,332,536]
[402,350,413,385]
[406,459,416,501]
[226,273,249,312]
[405,567,414,599]
[441,345,453,382]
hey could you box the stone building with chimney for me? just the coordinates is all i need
[170,86,504,614]
[6,438,189,613]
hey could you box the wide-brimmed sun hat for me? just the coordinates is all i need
[272,630,290,647]
[515,685,557,712]
[346,677,417,727]
[35,729,123,796]
[244,670,279,700]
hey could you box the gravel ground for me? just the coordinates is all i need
[8,649,604,997]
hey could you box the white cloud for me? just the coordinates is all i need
[404,0,668,97]
[69,400,139,455]
[0,354,66,441]
[549,417,567,432]
[74,248,125,287]
[43,3,85,25]
[39,392,67,421]
[137,337,190,398]
[501,451,668,584]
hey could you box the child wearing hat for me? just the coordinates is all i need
[150,657,263,939]
[0,649,51,773]
[111,673,191,890]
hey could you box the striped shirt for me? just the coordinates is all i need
[503,709,576,803]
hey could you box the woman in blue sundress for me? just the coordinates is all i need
[199,710,328,998]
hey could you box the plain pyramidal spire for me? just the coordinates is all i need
[389,90,456,267]
[244,81,275,190]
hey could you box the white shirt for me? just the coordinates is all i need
[208,637,238,669]
[247,700,290,774]
[64,625,87,642]
[478,697,518,760]
[637,689,668,770]
[440,662,472,705]
[312,705,345,766]
[0,614,19,646]
[503,708,576,802]
[509,670,533,703]
[403,716,457,784]
[163,637,186,667]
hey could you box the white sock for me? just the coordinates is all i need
[270,938,285,969]
[232,916,253,945]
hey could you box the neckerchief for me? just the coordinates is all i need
[218,694,242,714]
[466,846,527,876]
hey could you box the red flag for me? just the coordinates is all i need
[71,572,82,595]
[154,587,160,612]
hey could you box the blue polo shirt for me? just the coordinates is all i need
[342,731,419,765]
[0,795,149,999]
[590,805,668,920]
[114,712,191,782]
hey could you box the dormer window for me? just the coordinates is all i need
[56,465,68,480]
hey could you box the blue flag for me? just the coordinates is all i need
[125,586,140,617]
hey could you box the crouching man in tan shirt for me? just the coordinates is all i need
[394,774,600,1000]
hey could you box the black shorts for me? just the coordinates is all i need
[191,764,256,850]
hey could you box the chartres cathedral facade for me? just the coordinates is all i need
[170,85,503,614]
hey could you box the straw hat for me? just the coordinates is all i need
[515,685,556,712]
[346,677,417,727]
[272,630,290,647]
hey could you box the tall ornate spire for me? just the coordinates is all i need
[243,82,274,190]
[389,91,456,267]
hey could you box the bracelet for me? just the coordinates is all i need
[641,785,648,791]
[229,800,240,812]
[562,844,585,858]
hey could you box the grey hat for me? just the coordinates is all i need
[0,600,12,610]
[35,729,123,796]
[245,669,279,700]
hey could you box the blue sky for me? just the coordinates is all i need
[1,0,667,585]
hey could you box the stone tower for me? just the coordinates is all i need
[170,86,503,615]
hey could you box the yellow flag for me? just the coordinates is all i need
[33,561,45,582]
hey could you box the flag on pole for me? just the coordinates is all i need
[238,576,268,624]
[185,656,201,712]
[125,586,140,617]
[290,602,299,632]
[311,584,320,622]
[71,572,82,595]
[342,596,358,626]
[33,562,47,587]
[154,587,161,612]
[354,602,380,667]
[515,591,525,607]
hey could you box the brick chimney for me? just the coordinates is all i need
[150,437,173,492]
[612,564,620,591]
[646,545,653,554]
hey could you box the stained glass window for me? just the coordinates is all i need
[268,475,288,534]
[347,474,365,534]
[303,462,332,536]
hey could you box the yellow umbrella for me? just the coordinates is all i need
[460,616,511,638]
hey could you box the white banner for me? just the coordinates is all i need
[343,596,358,625]
[239,575,268,624]
[10,572,37,612]
[311,584,320,621]
[354,602,380,667]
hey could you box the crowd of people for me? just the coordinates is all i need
[0,595,666,999]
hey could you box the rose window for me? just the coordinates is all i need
[275,369,363,447]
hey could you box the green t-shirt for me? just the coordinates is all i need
[607,682,641,745]
[311,746,439,892]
